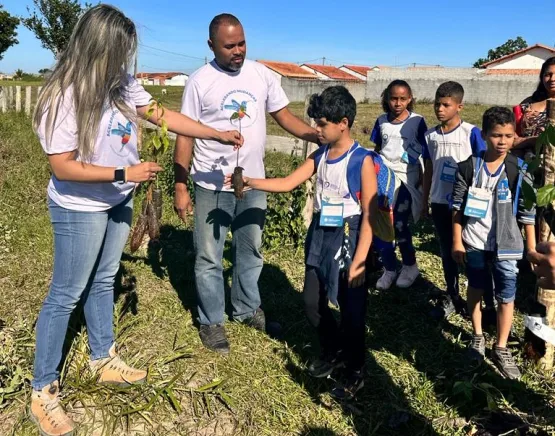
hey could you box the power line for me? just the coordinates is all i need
[295,57,322,65]
[139,47,204,63]
[138,43,205,61]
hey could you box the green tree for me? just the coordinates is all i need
[473,36,528,68]
[0,5,19,61]
[14,68,23,80]
[20,0,90,57]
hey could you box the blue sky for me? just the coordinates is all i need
[1,0,554,74]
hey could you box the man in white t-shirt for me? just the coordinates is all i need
[174,13,319,354]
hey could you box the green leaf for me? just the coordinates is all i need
[196,378,223,392]
[218,392,236,410]
[537,185,555,207]
[164,389,182,413]
[152,135,161,150]
[486,394,497,411]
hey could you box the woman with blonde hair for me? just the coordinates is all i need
[30,4,242,435]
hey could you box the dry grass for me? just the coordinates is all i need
[1,112,554,435]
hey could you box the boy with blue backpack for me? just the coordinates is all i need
[226,86,395,399]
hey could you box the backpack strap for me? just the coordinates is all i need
[346,143,368,203]
[504,153,526,216]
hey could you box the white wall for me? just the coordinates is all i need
[339,67,366,81]
[165,75,188,86]
[364,68,538,106]
[489,48,555,69]
[281,78,367,102]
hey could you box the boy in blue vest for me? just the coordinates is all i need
[226,86,395,399]
[452,107,536,379]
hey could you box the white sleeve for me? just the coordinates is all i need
[126,75,153,107]
[180,78,202,120]
[37,93,78,155]
[264,68,289,113]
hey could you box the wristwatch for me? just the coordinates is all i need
[114,167,126,184]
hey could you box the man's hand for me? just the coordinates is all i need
[452,242,466,265]
[528,242,555,289]
[174,185,193,222]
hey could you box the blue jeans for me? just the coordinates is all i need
[466,247,518,304]
[194,185,267,325]
[380,183,416,271]
[32,195,133,390]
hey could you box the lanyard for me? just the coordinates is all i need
[474,156,504,192]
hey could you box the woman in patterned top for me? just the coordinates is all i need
[512,57,555,158]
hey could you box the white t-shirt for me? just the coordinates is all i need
[370,112,427,170]
[423,122,486,205]
[38,75,152,211]
[314,143,362,218]
[180,59,289,191]
[462,163,505,251]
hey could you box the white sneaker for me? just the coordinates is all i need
[396,264,420,288]
[376,269,398,290]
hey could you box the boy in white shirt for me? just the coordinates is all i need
[452,107,536,380]
[421,82,486,319]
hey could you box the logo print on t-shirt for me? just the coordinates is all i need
[225,100,251,122]
[111,121,132,146]
[221,90,258,129]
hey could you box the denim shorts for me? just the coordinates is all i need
[465,247,518,303]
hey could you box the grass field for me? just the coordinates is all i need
[143,85,490,146]
[1,83,489,146]
[1,112,555,435]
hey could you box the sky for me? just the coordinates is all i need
[1,0,554,74]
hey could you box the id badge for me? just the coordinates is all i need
[464,187,490,218]
[497,179,512,203]
[319,191,344,227]
[440,161,457,183]
[401,143,421,164]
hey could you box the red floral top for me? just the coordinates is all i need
[514,102,547,138]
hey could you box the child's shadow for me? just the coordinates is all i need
[259,262,440,435]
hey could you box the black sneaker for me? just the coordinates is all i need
[199,324,230,355]
[242,308,266,332]
[430,294,456,319]
[467,334,486,363]
[482,306,497,330]
[492,345,521,380]
[330,369,364,400]
[308,352,344,378]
